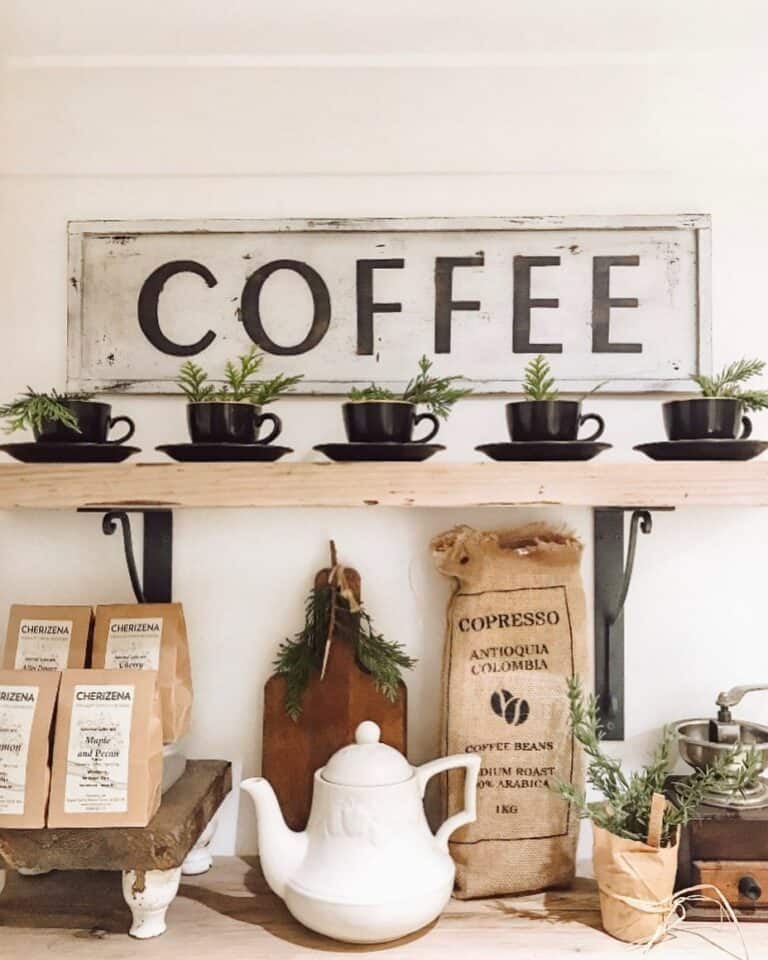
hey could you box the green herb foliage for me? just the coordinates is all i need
[522,355,559,401]
[0,388,93,434]
[347,355,471,419]
[273,582,416,720]
[176,348,303,405]
[553,676,762,847]
[691,358,768,412]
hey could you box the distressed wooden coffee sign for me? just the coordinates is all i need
[67,216,710,394]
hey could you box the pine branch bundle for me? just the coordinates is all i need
[0,388,92,434]
[176,348,303,404]
[691,357,768,411]
[348,355,471,419]
[522,355,559,401]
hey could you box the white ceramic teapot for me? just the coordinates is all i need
[241,720,480,943]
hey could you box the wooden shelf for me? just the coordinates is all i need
[1,856,765,956]
[0,461,765,509]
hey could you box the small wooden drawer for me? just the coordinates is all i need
[694,860,768,906]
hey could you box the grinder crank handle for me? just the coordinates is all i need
[716,684,768,715]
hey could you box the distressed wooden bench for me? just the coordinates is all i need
[0,759,231,939]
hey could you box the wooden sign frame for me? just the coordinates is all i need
[67,215,711,395]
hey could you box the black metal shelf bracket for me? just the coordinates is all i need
[79,508,173,603]
[594,507,672,741]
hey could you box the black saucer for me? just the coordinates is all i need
[635,440,768,462]
[0,443,140,463]
[476,441,611,462]
[157,444,292,463]
[314,443,445,463]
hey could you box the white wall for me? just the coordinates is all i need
[2,0,768,863]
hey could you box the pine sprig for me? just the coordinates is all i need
[553,676,763,846]
[0,388,92,434]
[347,385,397,402]
[402,355,472,419]
[273,581,415,720]
[177,361,218,402]
[691,358,768,411]
[176,349,303,405]
[522,355,559,401]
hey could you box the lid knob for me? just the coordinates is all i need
[355,721,381,745]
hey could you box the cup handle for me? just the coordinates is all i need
[414,754,480,851]
[578,412,605,442]
[740,415,753,440]
[106,415,135,445]
[255,412,282,445]
[413,412,440,443]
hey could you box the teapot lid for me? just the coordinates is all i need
[321,721,413,786]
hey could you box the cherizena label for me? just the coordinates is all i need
[104,617,163,671]
[15,619,73,670]
[64,684,134,814]
[0,685,38,814]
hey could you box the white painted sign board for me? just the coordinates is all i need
[67,216,711,394]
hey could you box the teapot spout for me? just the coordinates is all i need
[240,777,307,899]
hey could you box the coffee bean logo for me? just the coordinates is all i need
[490,690,530,725]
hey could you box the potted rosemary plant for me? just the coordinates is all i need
[507,356,604,442]
[343,355,471,443]
[177,347,302,444]
[0,388,135,444]
[554,677,760,943]
[664,358,768,440]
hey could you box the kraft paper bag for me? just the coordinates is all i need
[432,523,588,898]
[91,603,192,744]
[48,669,162,828]
[593,822,679,943]
[3,605,93,671]
[0,670,60,828]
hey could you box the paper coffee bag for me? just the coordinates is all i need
[432,524,588,899]
[3,605,92,671]
[0,670,60,828]
[91,603,192,743]
[48,669,162,828]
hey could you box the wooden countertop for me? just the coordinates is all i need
[1,856,763,957]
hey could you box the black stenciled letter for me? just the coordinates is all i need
[434,255,484,353]
[356,259,404,355]
[592,255,641,353]
[138,260,217,356]
[241,259,330,355]
[513,256,561,353]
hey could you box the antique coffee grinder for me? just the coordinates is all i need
[673,684,768,920]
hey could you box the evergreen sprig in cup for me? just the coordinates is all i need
[0,389,135,444]
[506,356,605,442]
[343,355,471,444]
[177,348,302,444]
[663,358,768,441]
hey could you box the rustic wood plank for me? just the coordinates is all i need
[0,760,231,872]
[0,461,766,509]
[1,856,765,956]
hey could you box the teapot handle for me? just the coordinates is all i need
[415,754,481,851]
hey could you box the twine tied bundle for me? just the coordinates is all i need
[320,540,360,680]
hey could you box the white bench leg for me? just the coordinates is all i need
[18,867,52,876]
[181,817,217,876]
[0,869,5,896]
[122,867,181,939]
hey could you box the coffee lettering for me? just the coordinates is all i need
[512,256,562,354]
[138,260,217,357]
[434,255,484,353]
[592,255,641,353]
[356,259,404,355]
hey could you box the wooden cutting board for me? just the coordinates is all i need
[262,565,407,830]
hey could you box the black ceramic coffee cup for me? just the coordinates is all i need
[34,400,135,444]
[342,401,440,443]
[186,402,282,444]
[506,400,605,442]
[662,398,752,441]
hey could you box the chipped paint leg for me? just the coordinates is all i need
[181,816,217,876]
[0,869,5,896]
[18,867,52,876]
[122,867,181,939]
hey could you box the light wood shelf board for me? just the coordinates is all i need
[0,461,765,509]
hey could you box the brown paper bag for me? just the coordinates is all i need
[593,809,679,943]
[48,669,162,828]
[432,523,588,898]
[91,603,192,743]
[3,605,93,671]
[0,670,60,828]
